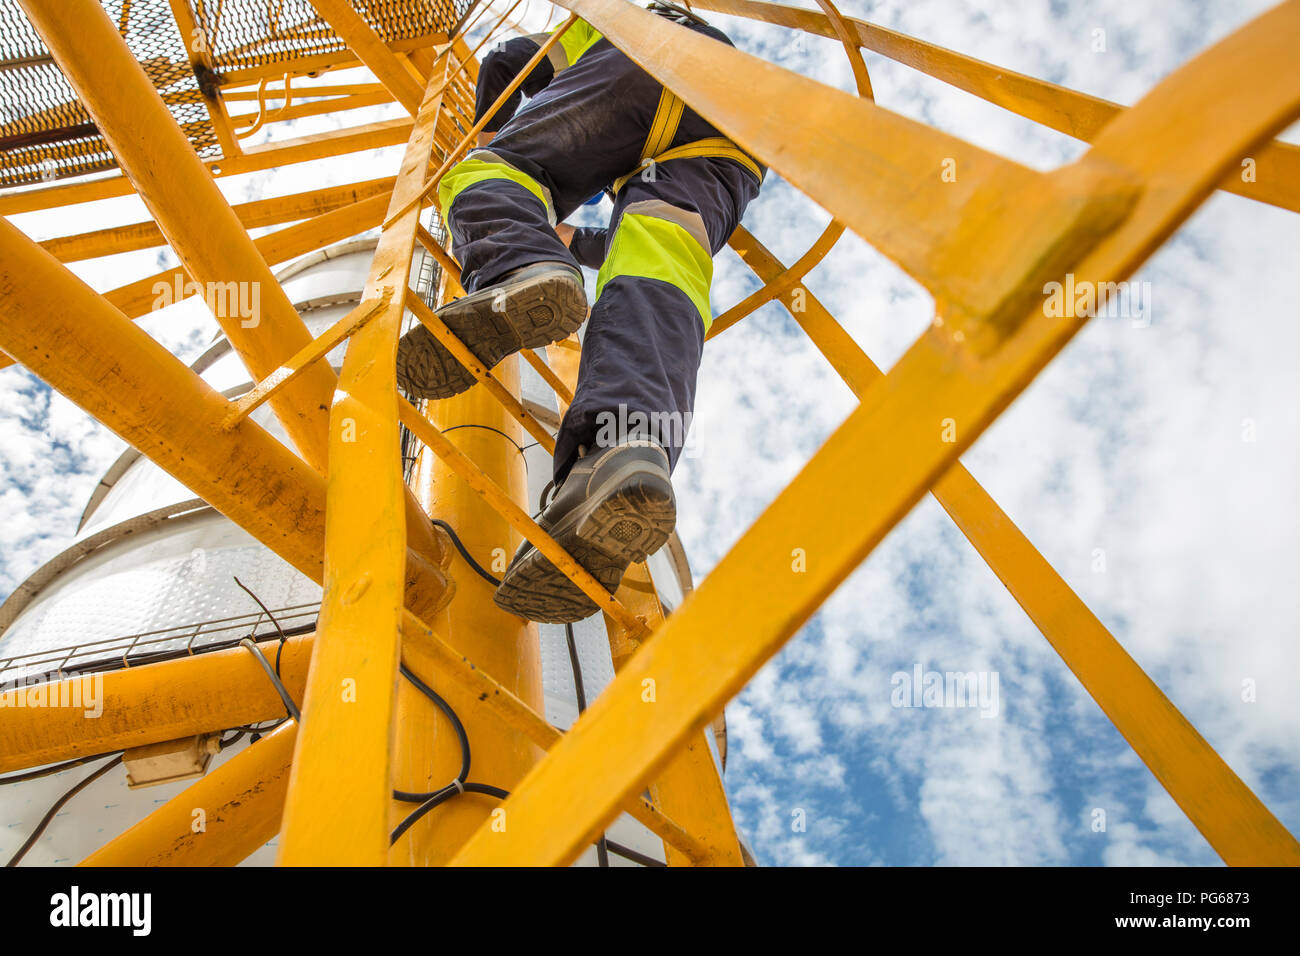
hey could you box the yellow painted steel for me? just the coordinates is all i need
[0,637,313,774]
[399,612,714,863]
[81,724,298,867]
[725,224,1300,865]
[694,0,1300,214]
[391,355,544,865]
[35,178,396,265]
[309,0,427,115]
[18,0,337,473]
[447,0,1300,867]
[0,117,415,218]
[405,292,557,453]
[2,0,1296,870]
[277,59,452,867]
[0,220,455,633]
[223,295,390,430]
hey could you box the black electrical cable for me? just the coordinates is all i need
[388,520,658,865]
[394,663,470,796]
[441,423,528,457]
[5,755,123,867]
[0,750,122,786]
[233,576,289,677]
[390,781,510,845]
[239,638,300,722]
[430,518,503,587]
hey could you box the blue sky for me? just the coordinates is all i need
[2,0,1298,866]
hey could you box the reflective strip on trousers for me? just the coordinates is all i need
[596,207,714,330]
[438,150,557,226]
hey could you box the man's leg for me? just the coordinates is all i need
[553,155,762,483]
[494,156,761,622]
[396,41,654,401]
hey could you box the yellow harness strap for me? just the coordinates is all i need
[612,88,763,195]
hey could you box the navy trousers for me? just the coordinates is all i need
[443,21,762,483]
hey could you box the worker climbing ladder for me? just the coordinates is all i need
[0,0,1297,866]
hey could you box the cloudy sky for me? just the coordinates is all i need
[3,0,1298,866]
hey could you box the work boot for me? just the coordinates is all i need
[396,261,587,400]
[494,437,677,623]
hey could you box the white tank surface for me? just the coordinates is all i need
[0,239,715,867]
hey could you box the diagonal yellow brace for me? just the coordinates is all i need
[81,723,298,867]
[693,0,1300,213]
[223,294,391,430]
[309,0,427,115]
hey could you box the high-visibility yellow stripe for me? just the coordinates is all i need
[596,212,713,329]
[438,156,553,223]
[554,18,603,66]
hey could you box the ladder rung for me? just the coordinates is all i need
[222,294,389,430]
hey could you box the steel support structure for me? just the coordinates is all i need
[0,0,1295,868]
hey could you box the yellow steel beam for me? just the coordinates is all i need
[0,117,414,218]
[277,58,451,867]
[97,191,391,321]
[392,356,544,865]
[448,0,1300,866]
[229,89,398,131]
[694,0,1300,213]
[19,0,336,472]
[0,219,455,626]
[549,1,1136,334]
[309,0,426,114]
[724,224,1300,867]
[223,82,388,100]
[81,723,298,867]
[223,295,389,430]
[0,636,313,774]
[35,177,396,265]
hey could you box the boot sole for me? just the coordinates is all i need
[397,270,587,400]
[493,472,677,623]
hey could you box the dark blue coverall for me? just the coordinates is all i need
[439,14,763,484]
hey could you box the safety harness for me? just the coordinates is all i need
[533,11,764,196]
[611,86,764,195]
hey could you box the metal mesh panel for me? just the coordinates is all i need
[0,0,474,188]
[0,0,216,187]
[192,0,472,71]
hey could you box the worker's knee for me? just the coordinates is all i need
[439,149,557,226]
[596,201,714,329]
